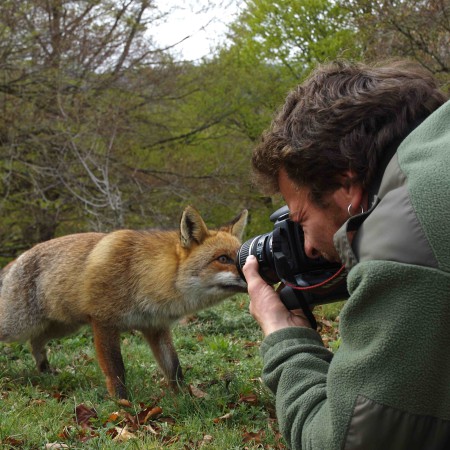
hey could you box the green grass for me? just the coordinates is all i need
[0,295,342,449]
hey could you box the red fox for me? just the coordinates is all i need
[0,206,248,399]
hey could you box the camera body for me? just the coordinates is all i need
[236,206,349,308]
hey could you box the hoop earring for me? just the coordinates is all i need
[348,203,364,217]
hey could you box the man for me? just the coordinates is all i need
[242,60,450,449]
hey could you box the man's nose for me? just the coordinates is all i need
[304,240,320,259]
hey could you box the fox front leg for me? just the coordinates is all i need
[142,328,183,389]
[91,321,127,399]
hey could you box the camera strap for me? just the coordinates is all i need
[283,264,347,292]
[279,285,318,329]
[279,265,348,329]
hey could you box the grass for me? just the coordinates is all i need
[0,295,342,449]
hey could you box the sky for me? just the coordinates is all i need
[153,0,242,61]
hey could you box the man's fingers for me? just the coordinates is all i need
[242,254,259,279]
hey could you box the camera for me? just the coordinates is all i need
[236,206,349,309]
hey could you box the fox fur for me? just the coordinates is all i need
[0,206,248,399]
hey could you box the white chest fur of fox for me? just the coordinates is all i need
[0,206,248,399]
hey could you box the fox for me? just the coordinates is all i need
[0,206,248,399]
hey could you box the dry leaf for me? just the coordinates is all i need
[189,384,208,398]
[239,393,258,405]
[117,398,132,408]
[2,437,24,447]
[45,443,70,449]
[242,430,264,444]
[75,404,97,427]
[113,425,136,442]
[143,423,160,435]
[52,392,67,402]
[200,434,214,446]
[213,412,233,423]
[143,406,163,423]
[320,319,333,328]
[106,411,121,422]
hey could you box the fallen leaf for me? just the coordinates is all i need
[45,443,70,449]
[75,428,99,443]
[143,423,160,435]
[117,398,132,408]
[2,437,24,447]
[200,434,214,446]
[142,406,163,423]
[52,392,67,402]
[320,319,333,328]
[75,404,98,428]
[57,427,71,440]
[213,412,233,423]
[106,411,121,423]
[113,425,136,442]
[121,410,140,430]
[239,393,258,405]
[189,384,208,399]
[242,429,264,444]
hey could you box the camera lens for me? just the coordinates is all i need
[236,233,279,284]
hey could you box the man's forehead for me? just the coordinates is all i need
[278,169,309,198]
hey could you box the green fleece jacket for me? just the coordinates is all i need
[260,100,450,450]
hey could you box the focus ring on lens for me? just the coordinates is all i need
[237,238,253,270]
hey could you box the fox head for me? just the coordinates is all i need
[176,206,248,309]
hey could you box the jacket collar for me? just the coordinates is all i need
[333,143,399,270]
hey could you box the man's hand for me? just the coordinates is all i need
[243,255,312,336]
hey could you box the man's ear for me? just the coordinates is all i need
[333,171,365,212]
[180,206,209,248]
[339,170,359,190]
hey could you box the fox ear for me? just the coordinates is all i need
[180,206,209,248]
[221,209,248,241]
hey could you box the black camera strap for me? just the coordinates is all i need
[279,285,318,329]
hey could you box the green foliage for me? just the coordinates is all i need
[229,0,362,79]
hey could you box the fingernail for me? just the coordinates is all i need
[246,255,256,262]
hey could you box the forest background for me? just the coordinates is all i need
[0,0,449,263]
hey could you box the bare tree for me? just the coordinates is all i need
[0,0,174,253]
[344,0,450,90]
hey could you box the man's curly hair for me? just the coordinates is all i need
[252,60,447,204]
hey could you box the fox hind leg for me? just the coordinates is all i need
[142,327,183,389]
[30,321,80,373]
[30,335,51,373]
[91,320,127,399]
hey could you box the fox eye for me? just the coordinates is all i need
[217,255,232,264]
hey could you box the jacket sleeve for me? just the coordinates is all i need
[260,260,450,450]
[260,327,333,449]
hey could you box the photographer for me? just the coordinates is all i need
[242,60,450,449]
